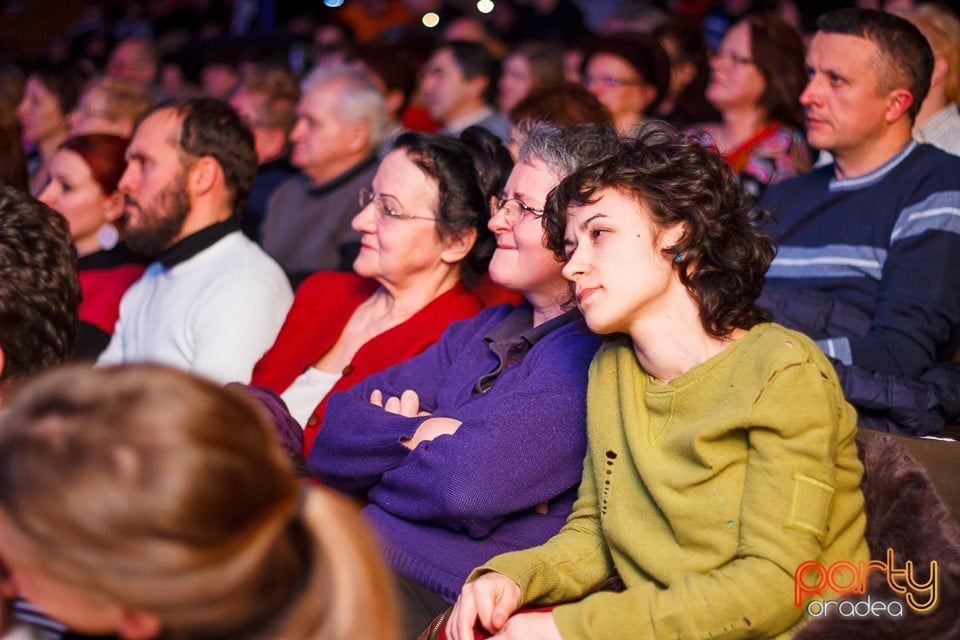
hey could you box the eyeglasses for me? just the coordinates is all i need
[359,188,436,222]
[708,50,755,66]
[583,74,644,89]
[491,197,545,225]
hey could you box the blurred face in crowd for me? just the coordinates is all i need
[17,75,67,144]
[583,53,649,130]
[289,80,361,184]
[706,21,766,114]
[498,53,533,114]
[420,48,484,125]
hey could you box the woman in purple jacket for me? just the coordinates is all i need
[309,123,618,639]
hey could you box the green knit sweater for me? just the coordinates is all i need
[480,324,869,639]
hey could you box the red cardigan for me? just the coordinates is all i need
[251,271,484,455]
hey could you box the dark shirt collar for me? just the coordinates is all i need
[305,155,378,197]
[158,219,239,269]
[475,302,579,393]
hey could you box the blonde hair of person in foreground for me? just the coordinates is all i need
[0,363,399,640]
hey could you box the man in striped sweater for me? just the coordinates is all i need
[759,8,960,436]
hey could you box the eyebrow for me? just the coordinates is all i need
[576,212,609,230]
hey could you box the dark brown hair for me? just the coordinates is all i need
[746,13,807,131]
[545,122,774,337]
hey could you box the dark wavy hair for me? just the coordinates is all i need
[140,97,257,213]
[391,127,512,286]
[0,187,80,383]
[545,122,774,337]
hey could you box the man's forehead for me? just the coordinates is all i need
[132,108,182,148]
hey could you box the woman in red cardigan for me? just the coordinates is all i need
[251,128,512,456]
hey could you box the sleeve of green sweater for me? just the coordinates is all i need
[471,445,615,603]
[493,360,851,640]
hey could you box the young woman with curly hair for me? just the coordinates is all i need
[447,123,868,640]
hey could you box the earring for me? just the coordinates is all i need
[674,253,683,263]
[97,224,119,251]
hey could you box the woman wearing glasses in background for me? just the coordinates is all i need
[309,123,618,640]
[581,34,671,135]
[251,128,510,458]
[690,13,810,200]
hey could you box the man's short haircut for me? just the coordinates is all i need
[0,187,80,383]
[140,97,258,213]
[437,40,500,105]
[81,75,156,126]
[817,8,933,123]
[300,64,387,150]
[234,64,300,133]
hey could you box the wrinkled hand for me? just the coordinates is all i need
[447,572,522,640]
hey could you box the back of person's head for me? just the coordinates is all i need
[391,127,512,286]
[817,7,933,123]
[899,3,960,105]
[235,64,300,134]
[438,40,500,105]
[509,82,613,129]
[75,75,156,135]
[0,187,79,389]
[360,39,424,117]
[515,121,620,184]
[742,12,806,131]
[60,133,129,195]
[301,64,387,150]
[141,97,258,213]
[544,122,774,337]
[0,363,400,640]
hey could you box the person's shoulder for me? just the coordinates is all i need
[738,323,834,374]
[297,271,375,300]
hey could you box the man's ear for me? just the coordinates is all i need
[104,192,125,224]
[440,227,478,265]
[931,55,949,89]
[344,120,372,154]
[117,607,162,640]
[465,75,488,103]
[885,88,915,124]
[638,83,659,114]
[187,156,221,196]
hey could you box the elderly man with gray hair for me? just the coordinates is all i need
[261,64,386,286]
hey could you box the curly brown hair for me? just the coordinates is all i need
[545,122,774,337]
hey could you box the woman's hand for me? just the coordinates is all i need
[492,612,561,639]
[369,389,461,448]
[447,572,522,640]
[403,417,462,449]
[369,388,427,417]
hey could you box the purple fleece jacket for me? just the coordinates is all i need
[309,303,600,602]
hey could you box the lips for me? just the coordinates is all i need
[576,287,598,305]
